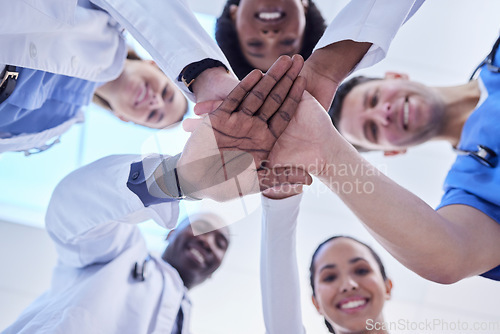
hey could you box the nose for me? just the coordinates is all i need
[261,28,280,38]
[339,276,359,293]
[372,102,393,127]
[148,92,163,110]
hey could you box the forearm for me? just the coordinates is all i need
[317,136,475,282]
[260,194,306,334]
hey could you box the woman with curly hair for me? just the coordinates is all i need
[216,0,326,79]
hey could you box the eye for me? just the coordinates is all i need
[161,85,168,100]
[148,110,157,121]
[370,92,379,108]
[216,234,228,250]
[355,267,371,276]
[322,274,337,283]
[281,38,296,46]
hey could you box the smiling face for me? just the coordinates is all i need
[338,74,445,152]
[230,0,308,71]
[162,219,230,289]
[311,238,392,333]
[103,59,187,129]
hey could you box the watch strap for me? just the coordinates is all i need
[177,58,228,92]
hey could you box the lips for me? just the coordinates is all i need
[255,9,286,23]
[187,244,208,268]
[135,83,149,107]
[337,297,369,313]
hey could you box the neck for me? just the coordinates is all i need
[434,80,480,146]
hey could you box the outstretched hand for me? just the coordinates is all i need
[177,55,312,201]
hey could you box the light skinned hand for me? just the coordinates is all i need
[176,55,312,201]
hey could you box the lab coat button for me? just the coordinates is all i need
[132,172,140,180]
[29,43,37,59]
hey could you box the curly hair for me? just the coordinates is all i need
[309,236,389,333]
[215,0,326,79]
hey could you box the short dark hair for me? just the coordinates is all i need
[215,0,326,79]
[309,235,388,334]
[328,76,380,153]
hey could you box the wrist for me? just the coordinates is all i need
[309,40,372,84]
[191,67,230,97]
[177,59,229,96]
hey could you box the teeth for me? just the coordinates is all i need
[403,97,409,128]
[190,248,205,265]
[340,300,366,309]
[136,85,147,105]
[258,12,281,20]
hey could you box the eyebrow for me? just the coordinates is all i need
[349,257,368,264]
[318,257,369,273]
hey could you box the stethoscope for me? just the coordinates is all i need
[455,35,500,168]
[454,145,498,168]
[132,255,151,282]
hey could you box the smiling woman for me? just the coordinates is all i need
[215,0,326,79]
[93,50,189,129]
[309,236,392,334]
[261,194,393,334]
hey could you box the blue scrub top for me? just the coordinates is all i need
[437,38,500,281]
[0,67,99,137]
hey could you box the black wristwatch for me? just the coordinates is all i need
[177,58,228,92]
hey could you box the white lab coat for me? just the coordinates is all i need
[0,0,230,100]
[315,0,425,72]
[260,194,305,334]
[1,155,196,334]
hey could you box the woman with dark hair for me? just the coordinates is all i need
[261,191,392,334]
[216,0,326,79]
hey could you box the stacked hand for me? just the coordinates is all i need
[177,55,313,201]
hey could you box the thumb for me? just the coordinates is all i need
[182,117,204,132]
[194,100,223,116]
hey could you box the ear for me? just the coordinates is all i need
[384,71,409,80]
[311,295,322,314]
[229,4,238,23]
[301,0,309,13]
[383,149,407,157]
[384,278,393,300]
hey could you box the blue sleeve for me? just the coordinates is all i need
[127,160,178,206]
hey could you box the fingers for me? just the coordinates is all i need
[182,117,203,132]
[194,100,222,116]
[235,55,294,117]
[267,75,306,138]
[216,70,263,115]
[255,54,304,122]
